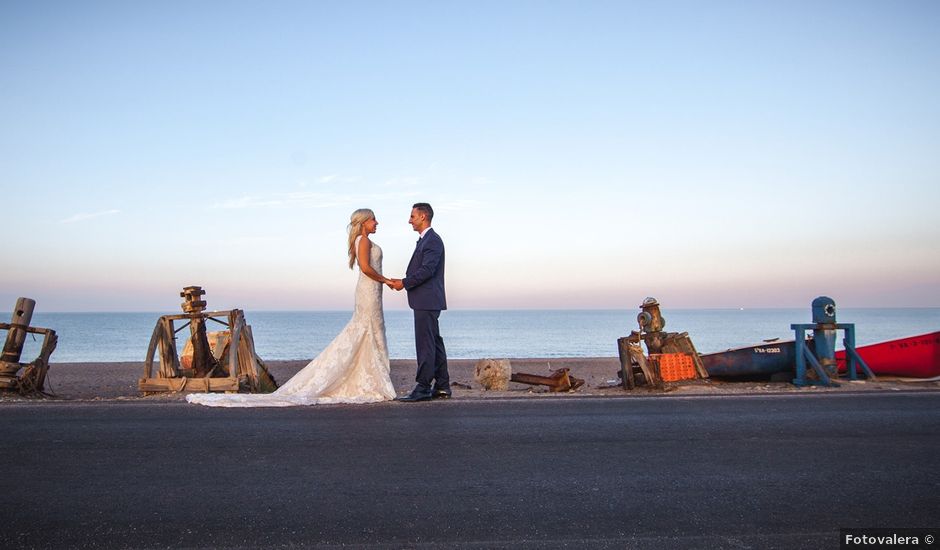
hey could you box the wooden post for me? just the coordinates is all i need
[228,312,242,386]
[617,337,635,390]
[237,325,258,386]
[157,317,180,378]
[632,344,660,387]
[1,297,36,364]
[190,315,218,378]
[33,330,57,390]
[17,329,57,394]
[242,324,277,392]
[143,321,163,379]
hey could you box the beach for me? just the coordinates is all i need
[4,357,937,403]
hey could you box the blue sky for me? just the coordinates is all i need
[2,1,938,311]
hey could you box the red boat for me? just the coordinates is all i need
[835,331,940,378]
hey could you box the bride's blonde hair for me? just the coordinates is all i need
[347,208,375,269]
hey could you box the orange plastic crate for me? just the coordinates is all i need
[651,353,697,382]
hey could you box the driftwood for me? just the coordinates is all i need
[0,297,58,396]
[1,297,35,364]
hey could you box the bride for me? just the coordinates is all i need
[187,208,398,407]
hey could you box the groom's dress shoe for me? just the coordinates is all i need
[397,389,432,402]
[432,389,452,399]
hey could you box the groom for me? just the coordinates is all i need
[389,203,450,402]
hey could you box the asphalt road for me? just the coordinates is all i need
[1,393,938,549]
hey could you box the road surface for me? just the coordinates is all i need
[2,392,938,548]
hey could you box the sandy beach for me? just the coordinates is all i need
[2,356,937,403]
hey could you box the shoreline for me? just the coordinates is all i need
[1,357,938,403]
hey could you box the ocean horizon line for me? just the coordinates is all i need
[28,306,940,315]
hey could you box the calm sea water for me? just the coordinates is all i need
[15,308,940,363]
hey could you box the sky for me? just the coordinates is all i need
[1,0,939,312]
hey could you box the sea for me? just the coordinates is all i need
[16,308,940,363]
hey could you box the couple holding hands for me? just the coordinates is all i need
[188,203,449,407]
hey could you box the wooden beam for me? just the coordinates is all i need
[228,311,243,385]
[157,318,179,379]
[617,337,635,390]
[633,345,660,387]
[138,377,239,394]
[0,324,54,336]
[143,319,163,379]
[2,297,36,364]
[158,311,237,322]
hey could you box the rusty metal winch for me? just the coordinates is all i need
[616,297,708,389]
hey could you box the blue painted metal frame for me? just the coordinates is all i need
[790,323,876,386]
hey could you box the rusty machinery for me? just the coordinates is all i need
[511,368,585,392]
[791,296,875,387]
[616,297,708,389]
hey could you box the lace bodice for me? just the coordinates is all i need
[357,235,382,271]
[355,236,384,316]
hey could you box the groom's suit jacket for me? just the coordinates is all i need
[403,228,447,311]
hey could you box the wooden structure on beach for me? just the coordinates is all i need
[617,297,708,389]
[139,286,276,394]
[0,297,57,395]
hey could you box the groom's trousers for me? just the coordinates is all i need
[414,309,449,391]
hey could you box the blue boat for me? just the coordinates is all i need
[700,339,813,380]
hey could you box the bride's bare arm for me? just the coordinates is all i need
[357,236,392,284]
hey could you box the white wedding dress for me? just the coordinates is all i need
[187,237,397,407]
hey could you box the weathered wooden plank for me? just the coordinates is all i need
[228,311,243,383]
[237,331,253,381]
[23,330,57,392]
[633,344,660,387]
[138,377,238,393]
[157,311,236,322]
[2,297,36,364]
[157,317,181,379]
[616,337,635,390]
[143,318,164,379]
[0,323,54,336]
[244,324,263,387]
[190,316,216,378]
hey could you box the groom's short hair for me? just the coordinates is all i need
[413,202,434,221]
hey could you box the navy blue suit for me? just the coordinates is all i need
[402,228,448,392]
